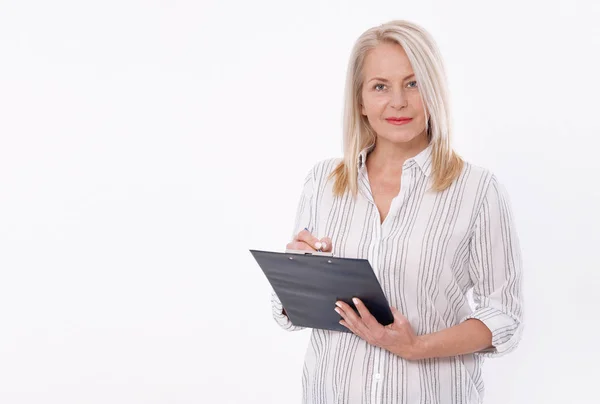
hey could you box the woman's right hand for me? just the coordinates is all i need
[286,228,333,253]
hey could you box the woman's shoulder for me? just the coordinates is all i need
[307,157,344,181]
[461,159,493,178]
[300,157,343,198]
[458,159,506,196]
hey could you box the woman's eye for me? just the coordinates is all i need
[407,80,418,88]
[374,84,386,91]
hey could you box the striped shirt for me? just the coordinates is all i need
[270,143,524,404]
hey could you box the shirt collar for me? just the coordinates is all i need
[357,142,433,177]
[357,143,376,170]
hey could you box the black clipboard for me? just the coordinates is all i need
[250,249,394,333]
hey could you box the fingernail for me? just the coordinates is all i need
[335,302,342,308]
[352,298,359,305]
[315,242,322,250]
[321,241,327,249]
[334,308,341,314]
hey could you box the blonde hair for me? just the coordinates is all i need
[330,20,463,197]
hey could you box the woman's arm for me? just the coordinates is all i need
[409,174,524,360]
[336,299,495,361]
[270,167,317,332]
[411,174,524,360]
[457,174,524,358]
[404,319,492,360]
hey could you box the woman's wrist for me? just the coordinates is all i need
[387,335,426,361]
[406,336,427,361]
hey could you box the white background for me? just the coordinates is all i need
[1,0,598,403]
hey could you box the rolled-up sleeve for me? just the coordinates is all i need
[461,174,524,358]
[270,166,316,332]
[271,290,305,331]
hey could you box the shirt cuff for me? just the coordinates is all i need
[461,307,523,358]
[271,291,306,332]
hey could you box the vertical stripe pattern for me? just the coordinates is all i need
[270,144,524,404]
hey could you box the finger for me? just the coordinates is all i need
[338,319,361,336]
[319,237,333,252]
[390,306,412,331]
[338,315,367,340]
[336,301,370,336]
[334,302,357,324]
[286,240,316,251]
[390,306,407,323]
[296,229,322,250]
[352,298,381,329]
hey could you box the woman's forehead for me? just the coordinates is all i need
[363,43,414,79]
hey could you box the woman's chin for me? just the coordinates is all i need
[377,131,427,146]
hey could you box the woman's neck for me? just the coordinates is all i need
[366,132,429,177]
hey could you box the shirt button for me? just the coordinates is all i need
[374,373,381,380]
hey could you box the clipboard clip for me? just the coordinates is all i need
[285,249,334,257]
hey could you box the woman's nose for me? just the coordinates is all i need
[390,89,408,109]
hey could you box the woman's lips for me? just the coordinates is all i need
[385,117,412,125]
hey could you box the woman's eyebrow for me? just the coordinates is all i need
[367,74,415,83]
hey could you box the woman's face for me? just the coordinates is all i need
[360,42,427,145]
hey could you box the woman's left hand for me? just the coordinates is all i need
[335,298,423,361]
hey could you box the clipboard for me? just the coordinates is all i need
[249,249,394,333]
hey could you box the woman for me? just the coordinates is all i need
[271,20,523,404]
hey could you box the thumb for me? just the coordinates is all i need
[390,306,407,322]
